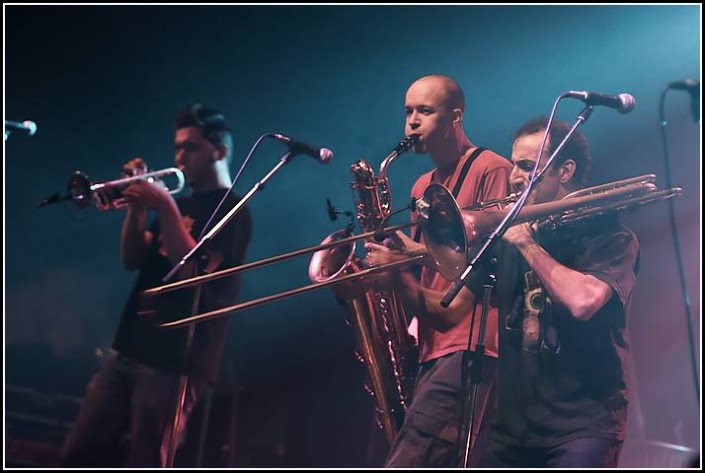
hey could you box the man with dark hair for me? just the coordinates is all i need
[480,116,639,467]
[60,104,251,467]
[511,116,591,187]
[365,74,512,467]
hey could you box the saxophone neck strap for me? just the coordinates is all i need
[413,147,486,243]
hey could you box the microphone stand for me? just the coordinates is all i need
[457,257,495,468]
[442,105,594,309]
[164,257,206,468]
[162,151,294,284]
[658,87,699,402]
[160,151,295,467]
[453,105,595,468]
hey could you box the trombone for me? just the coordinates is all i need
[141,173,681,329]
[140,221,427,328]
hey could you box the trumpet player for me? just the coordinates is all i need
[60,104,252,467]
[479,117,640,468]
[365,74,512,468]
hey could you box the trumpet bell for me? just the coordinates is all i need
[67,170,94,208]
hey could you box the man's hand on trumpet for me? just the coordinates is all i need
[120,179,171,211]
[122,157,148,177]
[118,158,172,211]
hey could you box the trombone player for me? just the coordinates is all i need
[478,116,640,468]
[60,104,252,467]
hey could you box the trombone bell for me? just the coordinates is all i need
[421,175,683,282]
[418,184,469,281]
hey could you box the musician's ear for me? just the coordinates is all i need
[452,108,463,127]
[213,144,228,162]
[559,159,576,184]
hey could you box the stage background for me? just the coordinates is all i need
[5,5,700,467]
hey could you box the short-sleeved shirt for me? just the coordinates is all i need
[492,217,640,446]
[411,147,512,362]
[113,189,252,385]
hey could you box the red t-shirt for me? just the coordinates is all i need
[410,147,512,362]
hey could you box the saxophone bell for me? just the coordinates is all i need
[308,229,373,300]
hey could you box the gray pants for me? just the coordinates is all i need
[384,350,497,468]
[60,353,205,467]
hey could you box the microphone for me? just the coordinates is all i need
[270,133,334,164]
[326,198,338,221]
[5,119,38,136]
[564,91,636,114]
[668,79,699,91]
[325,197,353,224]
[668,79,700,123]
[37,192,71,208]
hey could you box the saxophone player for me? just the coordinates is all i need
[478,117,640,468]
[365,74,511,467]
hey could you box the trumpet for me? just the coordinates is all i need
[67,166,185,210]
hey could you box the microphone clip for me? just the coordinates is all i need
[325,198,355,234]
[374,197,418,242]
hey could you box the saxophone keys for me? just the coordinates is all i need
[354,349,365,364]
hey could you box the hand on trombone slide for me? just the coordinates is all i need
[502,221,539,249]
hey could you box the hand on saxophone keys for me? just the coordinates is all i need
[363,242,405,267]
[360,247,403,291]
[364,231,427,265]
[363,231,428,289]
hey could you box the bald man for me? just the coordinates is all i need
[365,74,511,467]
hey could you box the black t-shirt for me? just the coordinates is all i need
[491,218,640,447]
[113,189,252,384]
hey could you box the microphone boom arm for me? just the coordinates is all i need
[162,151,295,283]
[441,104,595,307]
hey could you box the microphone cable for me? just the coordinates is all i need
[658,83,699,403]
